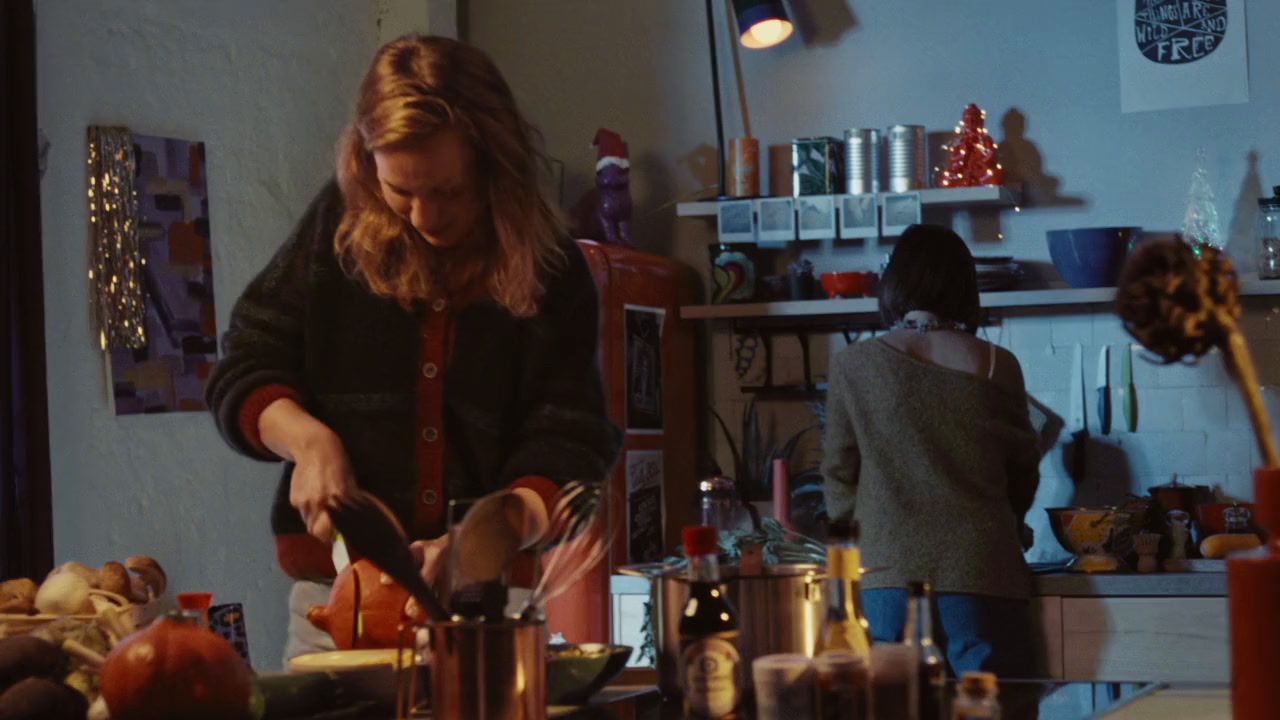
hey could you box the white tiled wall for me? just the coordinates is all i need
[953,299,1276,562]
[706,298,1280,564]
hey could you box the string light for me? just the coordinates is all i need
[936,103,1004,189]
[87,126,146,351]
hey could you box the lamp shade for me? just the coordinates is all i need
[733,0,792,49]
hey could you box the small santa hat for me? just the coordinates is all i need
[593,128,629,171]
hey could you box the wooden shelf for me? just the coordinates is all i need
[676,185,1021,218]
[681,276,1280,321]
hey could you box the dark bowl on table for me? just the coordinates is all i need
[547,643,632,705]
[1046,227,1142,288]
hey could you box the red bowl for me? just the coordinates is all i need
[820,271,874,299]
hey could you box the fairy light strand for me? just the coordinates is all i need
[87,126,147,351]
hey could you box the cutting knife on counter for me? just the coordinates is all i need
[1096,345,1111,435]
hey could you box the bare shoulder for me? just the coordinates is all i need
[990,345,1028,396]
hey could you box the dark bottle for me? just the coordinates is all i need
[679,525,741,719]
[905,581,947,720]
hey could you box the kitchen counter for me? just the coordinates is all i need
[1034,571,1226,597]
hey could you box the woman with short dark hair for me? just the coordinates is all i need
[821,223,1040,677]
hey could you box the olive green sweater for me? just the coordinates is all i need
[821,339,1040,599]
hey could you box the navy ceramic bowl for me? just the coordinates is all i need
[1046,227,1142,288]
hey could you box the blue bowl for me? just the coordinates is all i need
[1046,227,1142,288]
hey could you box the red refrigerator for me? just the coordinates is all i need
[545,240,698,642]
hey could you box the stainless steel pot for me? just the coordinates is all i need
[620,563,826,697]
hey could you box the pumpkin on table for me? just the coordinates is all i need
[100,611,252,720]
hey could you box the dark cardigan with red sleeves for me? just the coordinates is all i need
[205,181,622,579]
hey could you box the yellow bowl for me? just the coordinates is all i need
[1045,507,1134,566]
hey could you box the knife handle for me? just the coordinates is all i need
[1071,431,1086,484]
[1097,387,1111,435]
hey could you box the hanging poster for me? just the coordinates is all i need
[625,449,665,564]
[1118,0,1249,113]
[624,304,665,434]
[109,134,219,415]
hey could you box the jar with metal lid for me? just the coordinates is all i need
[1257,186,1280,279]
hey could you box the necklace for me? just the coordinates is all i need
[891,311,970,334]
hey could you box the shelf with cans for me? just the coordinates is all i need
[675,184,1020,218]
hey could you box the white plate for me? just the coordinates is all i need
[286,648,413,673]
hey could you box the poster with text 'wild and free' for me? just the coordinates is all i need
[1118,0,1249,113]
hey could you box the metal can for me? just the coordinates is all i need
[886,124,926,192]
[728,137,760,197]
[791,137,843,196]
[843,128,881,195]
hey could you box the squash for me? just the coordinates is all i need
[305,559,414,649]
[1200,533,1263,559]
[99,611,252,720]
[0,677,87,720]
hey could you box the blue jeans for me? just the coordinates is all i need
[862,588,1035,678]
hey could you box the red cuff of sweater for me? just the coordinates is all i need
[509,475,561,512]
[238,384,301,457]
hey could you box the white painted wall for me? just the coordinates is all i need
[468,1,1280,561]
[35,0,382,668]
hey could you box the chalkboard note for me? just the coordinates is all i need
[1135,0,1227,64]
[626,450,664,564]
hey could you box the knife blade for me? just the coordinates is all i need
[1122,343,1138,432]
[1096,345,1111,435]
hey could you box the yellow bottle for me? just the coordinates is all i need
[817,521,872,658]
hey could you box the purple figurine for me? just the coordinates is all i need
[592,128,632,246]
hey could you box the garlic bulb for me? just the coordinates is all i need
[34,572,93,615]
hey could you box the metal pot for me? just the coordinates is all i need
[619,563,825,697]
[426,619,545,719]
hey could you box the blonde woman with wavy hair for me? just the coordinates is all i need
[207,35,621,662]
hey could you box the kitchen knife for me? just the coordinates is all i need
[1096,345,1111,435]
[1069,344,1087,484]
[1122,343,1138,432]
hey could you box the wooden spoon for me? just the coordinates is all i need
[453,490,525,584]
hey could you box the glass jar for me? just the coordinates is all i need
[1257,186,1280,279]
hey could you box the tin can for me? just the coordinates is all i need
[768,144,792,197]
[728,137,760,197]
[791,137,843,196]
[843,128,881,195]
[886,124,926,192]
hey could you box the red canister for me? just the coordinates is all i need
[1227,466,1280,719]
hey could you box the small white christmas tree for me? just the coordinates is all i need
[1182,148,1223,255]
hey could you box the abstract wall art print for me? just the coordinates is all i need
[109,134,218,415]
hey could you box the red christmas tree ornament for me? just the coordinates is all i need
[936,103,1004,188]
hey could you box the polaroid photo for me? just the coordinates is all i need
[839,193,879,240]
[881,191,922,237]
[796,195,837,241]
[717,199,756,244]
[755,197,795,247]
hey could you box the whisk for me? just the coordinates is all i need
[519,481,611,619]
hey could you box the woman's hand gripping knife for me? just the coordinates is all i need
[257,396,358,542]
